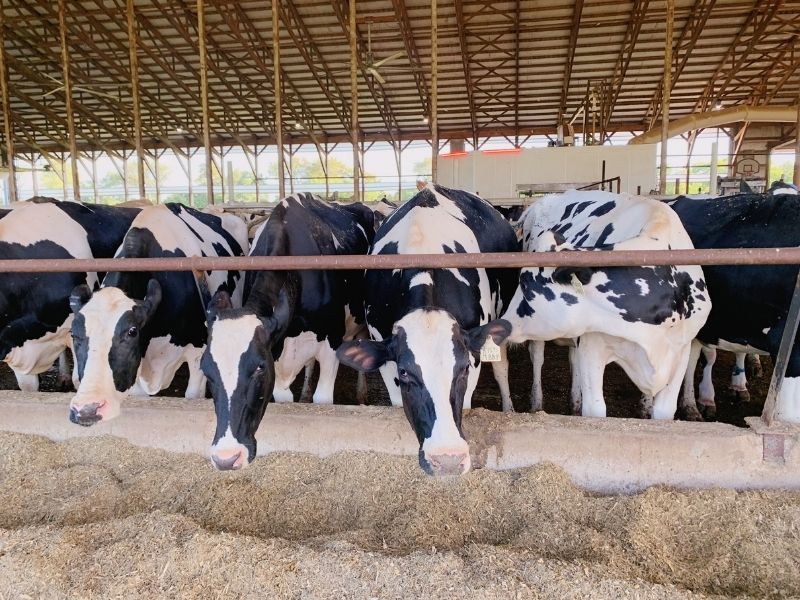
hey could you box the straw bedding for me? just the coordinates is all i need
[0,432,798,599]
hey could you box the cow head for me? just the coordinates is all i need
[337,308,511,477]
[201,289,292,470]
[68,280,161,426]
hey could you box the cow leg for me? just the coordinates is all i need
[747,354,764,379]
[652,343,692,420]
[312,341,338,404]
[568,344,582,415]
[184,347,207,400]
[298,360,315,403]
[640,394,654,419]
[12,369,39,392]
[355,371,368,405]
[731,352,750,402]
[529,340,544,412]
[574,334,608,418]
[775,341,800,423]
[56,350,73,391]
[491,342,513,412]
[678,339,704,421]
[378,362,403,407]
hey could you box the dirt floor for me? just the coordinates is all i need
[10,342,771,428]
[0,432,798,599]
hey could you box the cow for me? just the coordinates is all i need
[671,191,800,422]
[336,184,519,477]
[68,203,248,426]
[0,198,139,392]
[502,190,711,420]
[201,193,373,470]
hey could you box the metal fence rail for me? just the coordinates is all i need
[2,247,800,273]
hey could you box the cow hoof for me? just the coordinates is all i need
[733,388,751,403]
[678,404,704,421]
[698,403,716,421]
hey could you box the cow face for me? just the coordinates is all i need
[68,280,161,426]
[202,290,289,470]
[337,308,511,477]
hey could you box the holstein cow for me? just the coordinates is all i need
[671,191,800,422]
[201,193,373,470]
[68,203,247,425]
[337,184,519,477]
[0,199,139,391]
[503,190,710,420]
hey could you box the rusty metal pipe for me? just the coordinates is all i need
[1,248,800,273]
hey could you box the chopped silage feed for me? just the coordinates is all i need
[0,432,798,599]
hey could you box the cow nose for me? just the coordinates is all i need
[69,403,103,427]
[212,450,243,471]
[427,453,470,477]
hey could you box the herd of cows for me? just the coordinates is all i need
[0,181,799,476]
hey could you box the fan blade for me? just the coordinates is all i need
[373,51,406,69]
[369,68,387,85]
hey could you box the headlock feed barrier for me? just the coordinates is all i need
[1,247,798,492]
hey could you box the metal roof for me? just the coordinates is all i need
[1,0,798,155]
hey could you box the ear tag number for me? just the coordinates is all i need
[570,272,585,295]
[480,338,501,362]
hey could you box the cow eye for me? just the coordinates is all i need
[398,368,409,381]
[127,326,138,338]
[255,363,265,374]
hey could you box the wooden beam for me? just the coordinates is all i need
[197,0,214,205]
[57,0,80,201]
[391,0,430,119]
[272,0,285,200]
[659,0,674,194]
[126,0,145,199]
[0,3,17,203]
[349,0,359,202]
[604,0,648,132]
[453,0,477,148]
[559,0,584,120]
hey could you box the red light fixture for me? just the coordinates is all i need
[481,147,522,155]
[441,151,469,158]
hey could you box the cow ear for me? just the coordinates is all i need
[142,278,162,319]
[264,286,293,340]
[466,319,512,353]
[337,338,393,372]
[206,290,232,328]
[552,266,593,286]
[69,284,92,314]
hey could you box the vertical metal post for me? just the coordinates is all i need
[710,141,718,195]
[32,155,39,197]
[227,159,234,201]
[324,142,329,200]
[197,0,214,205]
[0,4,17,204]
[126,0,146,200]
[349,0,359,202]
[396,141,402,201]
[762,271,800,426]
[430,0,438,182]
[793,93,800,187]
[122,150,129,201]
[254,144,260,203]
[272,0,285,200]
[154,150,161,203]
[60,153,67,200]
[57,0,80,201]
[659,0,674,195]
[91,151,98,201]
[187,145,194,207]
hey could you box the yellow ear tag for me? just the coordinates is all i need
[480,337,502,362]
[570,272,585,295]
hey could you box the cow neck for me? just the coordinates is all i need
[244,270,299,336]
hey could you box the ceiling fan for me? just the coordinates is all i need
[330,21,423,85]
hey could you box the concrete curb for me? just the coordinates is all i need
[0,391,797,493]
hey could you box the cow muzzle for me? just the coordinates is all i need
[68,401,106,427]
[420,449,472,477]
[210,446,248,471]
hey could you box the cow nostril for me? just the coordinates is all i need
[429,453,469,476]
[69,403,103,427]
[212,451,242,471]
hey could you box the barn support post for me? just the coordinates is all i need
[684,132,696,194]
[126,0,146,200]
[122,150,130,201]
[349,0,360,202]
[271,0,285,200]
[395,141,402,201]
[288,143,294,195]
[187,144,194,207]
[323,142,329,199]
[794,94,800,186]
[226,160,234,201]
[197,0,214,205]
[360,140,366,199]
[710,141,718,194]
[31,155,39,196]
[57,0,80,201]
[658,0,674,194]
[0,3,17,204]
[430,0,439,182]
[91,151,99,202]
[59,153,67,200]
[254,144,260,203]
[762,271,800,426]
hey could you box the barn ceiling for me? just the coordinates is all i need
[1,0,799,156]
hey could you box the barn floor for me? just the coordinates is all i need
[4,342,770,427]
[0,431,798,598]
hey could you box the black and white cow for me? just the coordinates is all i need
[671,191,800,422]
[68,203,248,425]
[503,190,711,420]
[0,198,139,391]
[336,184,519,477]
[201,193,373,470]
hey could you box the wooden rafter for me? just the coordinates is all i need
[453,0,478,147]
[559,0,584,120]
[604,0,648,132]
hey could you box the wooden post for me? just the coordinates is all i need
[187,144,194,206]
[0,3,17,204]
[122,150,129,201]
[658,0,674,194]
[272,0,285,200]
[91,151,99,201]
[349,0,359,202]
[430,0,438,182]
[57,0,80,201]
[197,0,214,205]
[126,0,146,200]
[794,93,800,187]
[395,141,402,201]
[324,142,329,200]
